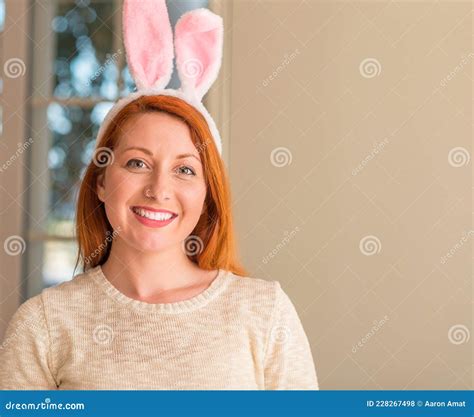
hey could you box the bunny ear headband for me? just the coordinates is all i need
[95,0,224,155]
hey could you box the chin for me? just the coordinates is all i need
[131,234,177,253]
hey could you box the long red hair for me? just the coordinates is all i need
[75,95,247,277]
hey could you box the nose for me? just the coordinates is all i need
[145,170,171,201]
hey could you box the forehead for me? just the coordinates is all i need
[116,112,195,152]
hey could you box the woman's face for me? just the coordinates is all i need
[96,112,207,253]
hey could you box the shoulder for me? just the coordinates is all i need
[222,270,284,314]
[2,292,49,346]
[43,266,98,296]
[223,271,303,321]
[24,267,101,317]
[5,292,45,329]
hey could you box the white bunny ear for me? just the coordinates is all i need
[123,0,174,90]
[174,8,223,101]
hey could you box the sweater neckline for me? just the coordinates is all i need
[89,265,231,313]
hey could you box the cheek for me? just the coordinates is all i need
[102,170,138,222]
[178,182,207,214]
[105,169,142,200]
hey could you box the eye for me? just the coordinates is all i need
[126,159,148,170]
[176,165,196,176]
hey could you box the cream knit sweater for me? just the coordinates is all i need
[0,266,319,390]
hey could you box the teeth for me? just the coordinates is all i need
[133,208,173,221]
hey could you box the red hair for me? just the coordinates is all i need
[75,95,248,277]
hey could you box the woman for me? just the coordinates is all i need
[0,0,319,390]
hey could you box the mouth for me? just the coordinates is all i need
[130,206,178,228]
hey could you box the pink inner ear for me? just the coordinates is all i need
[175,9,223,100]
[123,0,174,90]
[179,29,219,89]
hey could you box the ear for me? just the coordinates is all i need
[123,0,174,90]
[174,8,223,101]
[96,171,105,203]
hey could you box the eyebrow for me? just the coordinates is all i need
[122,146,201,162]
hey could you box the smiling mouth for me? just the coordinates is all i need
[131,207,178,221]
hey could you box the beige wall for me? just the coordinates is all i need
[0,0,30,343]
[223,0,472,389]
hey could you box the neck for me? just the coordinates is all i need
[99,237,204,299]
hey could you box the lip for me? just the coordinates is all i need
[130,206,178,228]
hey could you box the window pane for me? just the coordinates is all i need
[0,0,5,32]
[43,240,81,286]
[53,0,119,99]
[46,101,113,228]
